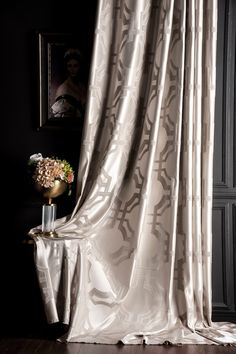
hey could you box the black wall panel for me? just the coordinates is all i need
[212,0,236,322]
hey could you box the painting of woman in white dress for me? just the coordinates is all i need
[50,47,87,119]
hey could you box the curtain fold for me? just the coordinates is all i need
[33,0,236,345]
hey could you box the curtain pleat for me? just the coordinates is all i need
[32,0,236,345]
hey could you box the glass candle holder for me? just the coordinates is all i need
[42,203,57,237]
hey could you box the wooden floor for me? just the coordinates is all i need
[1,320,235,353]
[0,337,235,354]
[0,323,235,354]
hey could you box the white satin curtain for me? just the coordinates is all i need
[33,0,236,345]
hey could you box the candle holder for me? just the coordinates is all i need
[35,180,68,237]
[41,203,57,237]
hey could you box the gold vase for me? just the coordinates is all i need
[35,180,68,204]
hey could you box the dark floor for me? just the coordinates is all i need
[0,322,235,354]
[0,337,235,354]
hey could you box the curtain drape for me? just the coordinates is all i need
[32,0,236,345]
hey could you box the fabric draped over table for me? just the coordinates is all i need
[33,0,236,345]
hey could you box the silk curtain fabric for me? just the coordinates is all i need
[33,0,236,344]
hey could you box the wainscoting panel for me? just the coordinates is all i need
[212,0,236,322]
[212,202,235,317]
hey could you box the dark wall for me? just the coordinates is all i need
[0,1,97,237]
[212,0,236,322]
[0,0,97,336]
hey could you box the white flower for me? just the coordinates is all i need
[29,153,43,164]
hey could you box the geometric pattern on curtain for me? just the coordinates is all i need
[32,0,236,344]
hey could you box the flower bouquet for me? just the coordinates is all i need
[28,153,74,237]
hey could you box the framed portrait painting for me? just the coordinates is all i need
[38,32,88,130]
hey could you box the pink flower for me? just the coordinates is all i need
[29,153,74,189]
[67,172,74,184]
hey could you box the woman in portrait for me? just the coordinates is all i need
[51,48,87,119]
